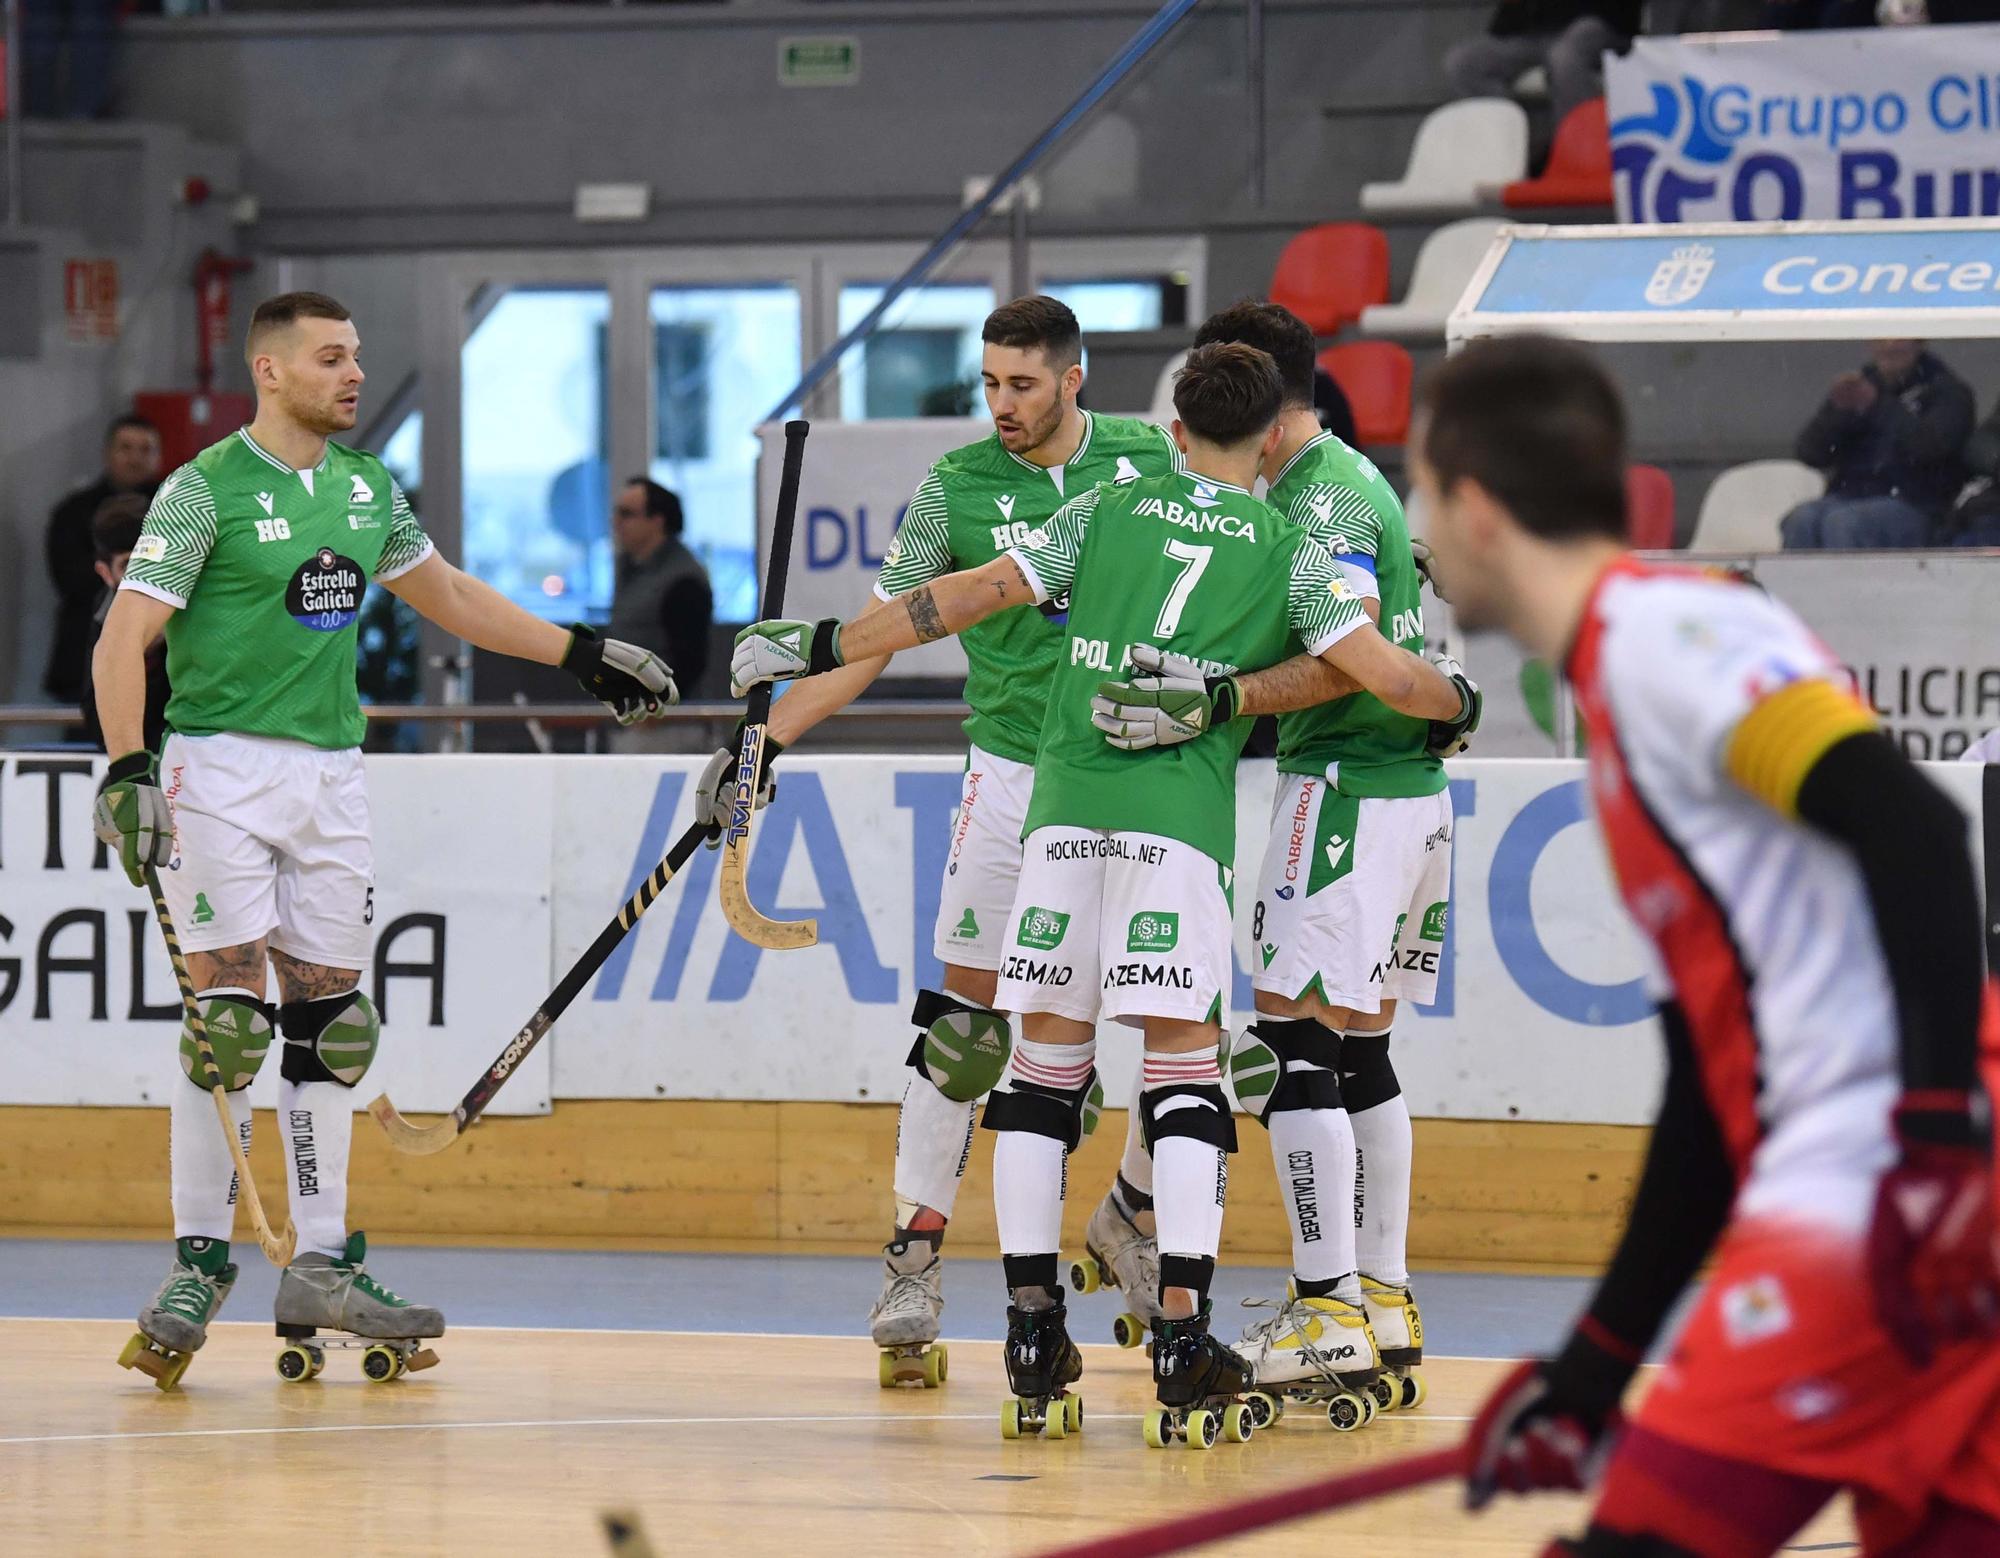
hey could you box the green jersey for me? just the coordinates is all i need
[1268,432,1444,799]
[876,411,1179,764]
[122,428,433,751]
[1014,470,1368,866]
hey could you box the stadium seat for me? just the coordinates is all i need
[1360,220,1504,341]
[1626,463,1677,550]
[1361,101,1529,217]
[1148,349,1187,425]
[1691,460,1825,553]
[1318,342,1412,447]
[1269,223,1390,336]
[1499,99,1612,210]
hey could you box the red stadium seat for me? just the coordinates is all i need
[1318,342,1413,447]
[1501,99,1612,210]
[1626,463,1676,550]
[1270,223,1391,335]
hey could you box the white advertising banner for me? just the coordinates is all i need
[0,754,555,1114]
[1608,28,2000,225]
[754,419,986,679]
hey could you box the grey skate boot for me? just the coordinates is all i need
[118,1237,238,1390]
[1069,1191,1162,1348]
[273,1231,444,1384]
[870,1235,947,1388]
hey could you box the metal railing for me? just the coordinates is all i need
[0,699,968,729]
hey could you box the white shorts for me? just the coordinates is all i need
[932,744,1035,972]
[1251,779,1453,1015]
[159,731,374,970]
[995,827,1233,1028]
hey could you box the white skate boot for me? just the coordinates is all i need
[870,1236,947,1388]
[1233,1293,1387,1431]
[1360,1275,1426,1409]
[1069,1191,1162,1348]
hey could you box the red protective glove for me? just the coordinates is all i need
[1867,1089,2000,1368]
[1465,1333,1629,1511]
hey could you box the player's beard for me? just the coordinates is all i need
[282,382,357,437]
[1001,393,1065,457]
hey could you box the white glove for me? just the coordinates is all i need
[693,722,779,847]
[1089,643,1242,752]
[730,617,841,698]
[1426,652,1482,757]
[1411,538,1450,603]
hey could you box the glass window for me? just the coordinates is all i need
[648,286,803,623]
[379,408,422,494]
[837,283,995,421]
[460,287,612,619]
[1042,277,1187,333]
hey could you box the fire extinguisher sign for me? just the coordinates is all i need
[64,259,120,343]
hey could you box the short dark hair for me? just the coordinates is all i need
[246,291,352,362]
[624,476,684,537]
[1192,301,1316,409]
[1172,341,1284,448]
[981,296,1082,372]
[106,413,158,446]
[91,492,149,562]
[1418,334,1628,542]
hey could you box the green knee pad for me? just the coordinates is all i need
[1226,1027,1281,1122]
[279,989,381,1088]
[909,988,1012,1103]
[180,991,275,1093]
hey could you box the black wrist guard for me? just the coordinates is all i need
[805,618,843,676]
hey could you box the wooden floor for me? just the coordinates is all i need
[0,1319,1858,1556]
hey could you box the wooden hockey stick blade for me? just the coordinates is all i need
[365,1092,464,1155]
[717,720,817,948]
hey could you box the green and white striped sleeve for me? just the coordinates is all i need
[875,470,955,600]
[1148,420,1186,475]
[120,465,217,609]
[1006,484,1102,604]
[1287,537,1369,657]
[375,479,436,581]
[1288,482,1388,562]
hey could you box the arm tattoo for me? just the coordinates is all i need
[1235,654,1356,718]
[904,584,948,644]
[272,949,364,1002]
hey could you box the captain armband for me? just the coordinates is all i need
[1723,678,1877,819]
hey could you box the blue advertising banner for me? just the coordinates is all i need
[1607,28,2000,225]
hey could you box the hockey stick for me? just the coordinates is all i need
[1027,1446,1463,1558]
[142,866,297,1266]
[367,818,715,1154]
[719,417,818,951]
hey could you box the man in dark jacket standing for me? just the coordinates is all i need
[1780,341,1975,550]
[607,477,712,751]
[1444,2,1641,124]
[44,413,161,700]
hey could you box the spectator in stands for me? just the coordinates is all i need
[1443,1,1640,125]
[1780,339,1974,550]
[1947,394,2000,547]
[43,413,161,702]
[609,476,712,697]
[77,494,169,752]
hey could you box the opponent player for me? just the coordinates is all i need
[95,291,676,1384]
[1417,335,2000,1554]
[1099,300,1456,1414]
[692,297,1180,1374]
[733,342,1476,1444]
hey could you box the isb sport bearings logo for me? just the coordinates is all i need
[1126,912,1179,954]
[1016,906,1071,952]
[286,548,364,632]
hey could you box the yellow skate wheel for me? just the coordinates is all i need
[1398,1371,1425,1410]
[878,1351,897,1389]
[1365,1374,1399,1414]
[1245,1391,1280,1429]
[922,1346,947,1390]
[1066,1393,1083,1435]
[307,1345,328,1378]
[1111,1313,1144,1349]
[276,1345,316,1383]
[1222,1402,1253,1444]
[1045,1398,1067,1440]
[1000,1398,1023,1441]
[1141,1408,1171,1449]
[1326,1391,1368,1433]
[1069,1256,1101,1295]
[159,1350,192,1391]
[361,1344,402,1384]
[1358,1388,1379,1426]
[1186,1408,1219,1451]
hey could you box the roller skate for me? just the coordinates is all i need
[869,1236,948,1388]
[1068,1190,1162,1349]
[118,1237,237,1391]
[1233,1292,1387,1431]
[1142,1303,1258,1450]
[1361,1275,1426,1410]
[998,1297,1083,1440]
[272,1231,443,1384]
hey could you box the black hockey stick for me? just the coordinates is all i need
[367,818,714,1154]
[719,418,818,950]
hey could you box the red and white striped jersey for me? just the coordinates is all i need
[1567,558,1896,1236]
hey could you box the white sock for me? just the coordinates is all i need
[1143,1048,1227,1267]
[1118,1064,1154,1198]
[1351,1093,1413,1285]
[170,1079,250,1242]
[992,1037,1095,1258]
[1267,1106,1359,1297]
[893,1074,977,1224]
[279,1077,354,1258]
